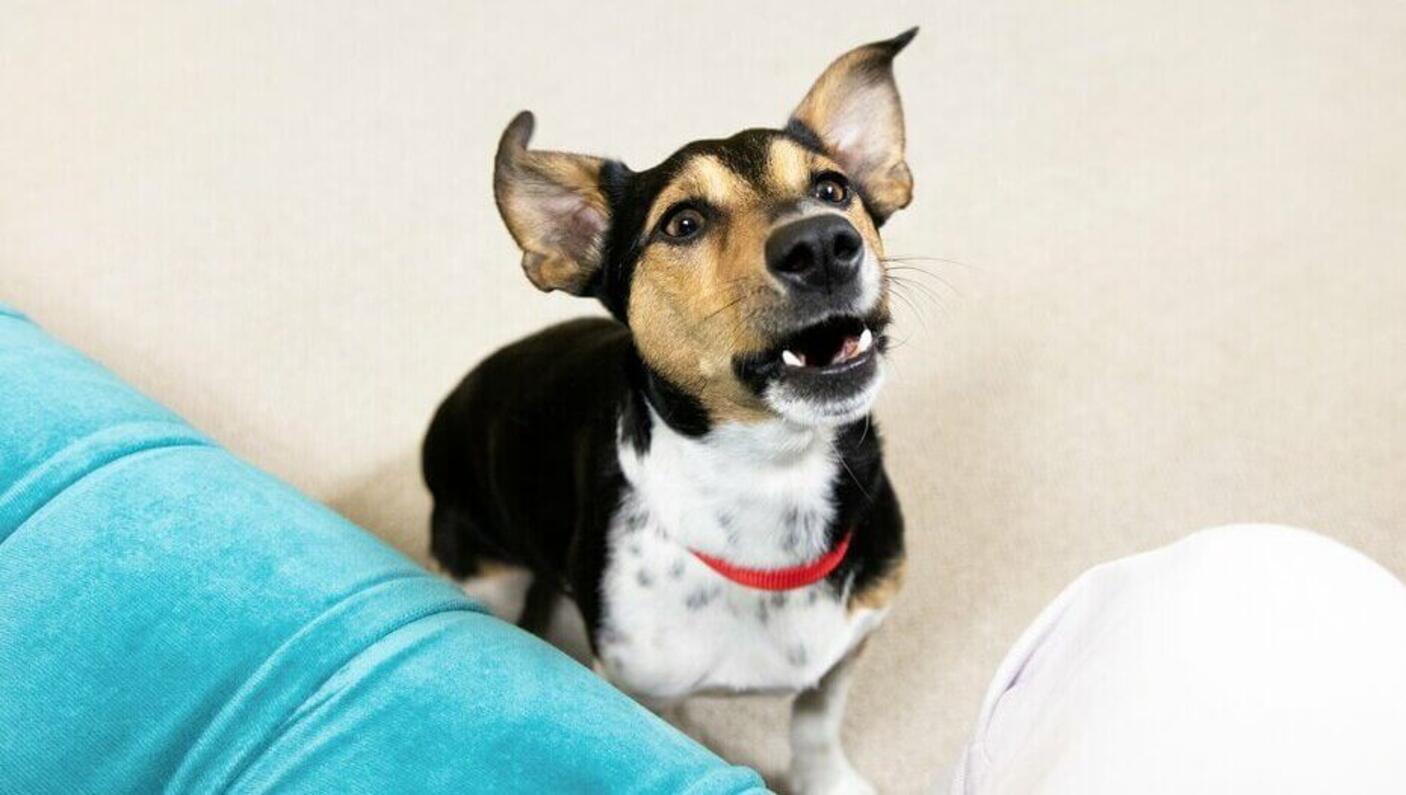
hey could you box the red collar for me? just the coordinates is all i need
[689,530,853,591]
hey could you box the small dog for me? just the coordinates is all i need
[424,29,915,794]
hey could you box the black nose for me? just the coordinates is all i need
[765,215,864,292]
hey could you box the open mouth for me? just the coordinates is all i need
[732,311,889,424]
[773,315,876,373]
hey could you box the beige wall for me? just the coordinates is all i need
[4,2,1404,791]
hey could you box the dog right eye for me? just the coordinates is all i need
[661,207,706,241]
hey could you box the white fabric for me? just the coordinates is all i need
[951,524,1406,795]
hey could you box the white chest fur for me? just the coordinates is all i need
[596,414,887,701]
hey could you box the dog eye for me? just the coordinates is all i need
[661,207,706,240]
[811,174,849,205]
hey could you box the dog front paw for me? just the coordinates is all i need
[787,754,877,795]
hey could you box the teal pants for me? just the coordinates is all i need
[0,303,763,794]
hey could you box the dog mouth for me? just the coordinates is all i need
[772,315,877,373]
[733,312,887,424]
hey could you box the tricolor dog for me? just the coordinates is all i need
[423,30,916,794]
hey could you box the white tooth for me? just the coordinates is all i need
[857,327,874,352]
[782,350,806,367]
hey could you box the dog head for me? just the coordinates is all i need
[494,29,916,429]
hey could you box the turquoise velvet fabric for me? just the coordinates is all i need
[0,303,764,794]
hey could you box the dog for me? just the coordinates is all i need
[423,29,916,794]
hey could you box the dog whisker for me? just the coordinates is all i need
[697,282,770,325]
[887,273,949,309]
[882,275,933,329]
[881,254,981,272]
[884,265,964,300]
[700,295,746,323]
[826,437,872,502]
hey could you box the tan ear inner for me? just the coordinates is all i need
[493,111,610,294]
[790,29,917,221]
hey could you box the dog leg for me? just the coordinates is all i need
[458,563,532,622]
[788,648,874,795]
[516,577,557,636]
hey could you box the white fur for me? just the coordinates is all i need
[597,412,887,702]
[790,656,874,795]
[853,248,885,319]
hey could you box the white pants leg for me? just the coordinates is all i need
[951,524,1406,795]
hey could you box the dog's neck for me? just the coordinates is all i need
[617,402,847,569]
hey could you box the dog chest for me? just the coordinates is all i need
[595,490,887,701]
[595,414,890,699]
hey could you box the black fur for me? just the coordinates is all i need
[423,318,627,635]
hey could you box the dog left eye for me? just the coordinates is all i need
[661,207,706,240]
[811,175,849,204]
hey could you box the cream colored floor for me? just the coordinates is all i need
[4,3,1404,792]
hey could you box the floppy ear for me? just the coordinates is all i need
[789,28,917,223]
[493,111,611,294]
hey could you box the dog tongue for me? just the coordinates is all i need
[829,327,875,365]
[831,336,858,365]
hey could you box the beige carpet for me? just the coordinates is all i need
[4,3,1404,791]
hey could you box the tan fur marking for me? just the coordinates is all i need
[629,154,783,424]
[472,558,520,577]
[643,155,755,231]
[848,555,905,613]
[765,139,814,196]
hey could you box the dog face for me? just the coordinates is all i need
[494,30,916,428]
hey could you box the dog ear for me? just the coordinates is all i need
[789,28,917,223]
[493,112,611,294]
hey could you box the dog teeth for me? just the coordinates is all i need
[783,328,873,369]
